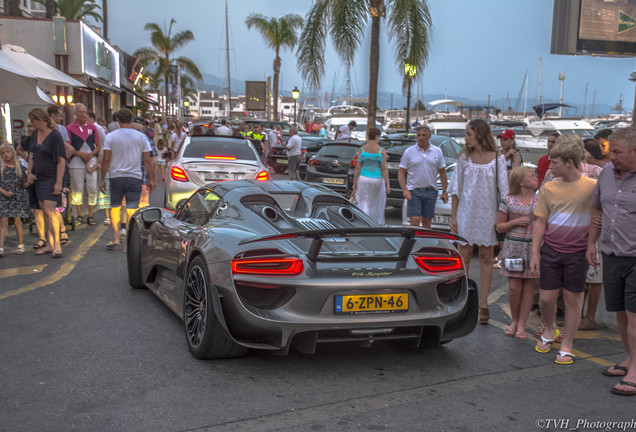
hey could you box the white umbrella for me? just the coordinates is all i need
[2,44,85,88]
[0,50,54,105]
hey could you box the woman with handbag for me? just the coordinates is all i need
[495,166,539,339]
[449,119,509,324]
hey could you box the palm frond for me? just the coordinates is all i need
[56,0,102,22]
[296,0,330,88]
[175,56,202,80]
[387,0,432,91]
[329,0,368,65]
[170,30,196,52]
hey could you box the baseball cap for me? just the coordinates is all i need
[497,129,515,139]
[133,117,149,125]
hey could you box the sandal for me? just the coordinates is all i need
[479,306,489,324]
[504,327,515,337]
[15,244,25,254]
[35,247,52,255]
[74,216,83,225]
[106,241,120,250]
[103,218,111,226]
[60,229,68,245]
[611,380,636,396]
[87,217,96,226]
[555,350,575,365]
[603,365,629,377]
[535,329,560,354]
[514,331,528,341]
[33,239,46,249]
[52,248,62,259]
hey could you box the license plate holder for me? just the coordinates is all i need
[387,162,399,170]
[205,172,229,181]
[432,215,451,225]
[276,158,288,164]
[335,293,408,315]
[323,177,345,185]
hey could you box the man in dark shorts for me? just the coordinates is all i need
[530,137,597,365]
[100,108,154,250]
[398,125,448,229]
[587,127,636,396]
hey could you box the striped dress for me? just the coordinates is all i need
[499,195,538,279]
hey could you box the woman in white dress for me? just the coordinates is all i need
[350,127,390,224]
[449,119,509,324]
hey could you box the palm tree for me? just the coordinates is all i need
[245,13,304,121]
[35,0,102,22]
[135,19,202,110]
[297,0,432,131]
[4,0,22,16]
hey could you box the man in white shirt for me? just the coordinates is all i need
[398,125,448,228]
[335,121,357,141]
[88,112,107,147]
[215,119,232,136]
[285,128,303,181]
[100,108,154,249]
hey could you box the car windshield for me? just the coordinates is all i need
[317,145,360,159]
[433,129,465,138]
[182,139,257,161]
[384,136,461,163]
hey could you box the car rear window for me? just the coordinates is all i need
[183,139,257,161]
[318,144,360,159]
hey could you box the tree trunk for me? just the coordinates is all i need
[45,0,55,18]
[272,53,281,122]
[367,6,382,139]
[5,0,22,16]
[102,0,108,40]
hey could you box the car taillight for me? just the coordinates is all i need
[204,155,237,160]
[171,166,189,182]
[413,251,463,273]
[256,170,269,181]
[231,257,303,276]
[308,158,318,167]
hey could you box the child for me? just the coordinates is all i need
[530,137,597,365]
[0,144,32,256]
[496,166,539,340]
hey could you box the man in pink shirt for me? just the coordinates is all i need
[66,103,101,225]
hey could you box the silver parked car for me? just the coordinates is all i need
[164,136,269,210]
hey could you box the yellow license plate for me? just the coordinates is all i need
[335,293,408,314]
[323,178,345,185]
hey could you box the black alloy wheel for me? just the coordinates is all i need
[184,259,208,350]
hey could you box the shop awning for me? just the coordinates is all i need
[85,76,121,94]
[1,44,86,88]
[121,86,159,106]
[0,50,54,105]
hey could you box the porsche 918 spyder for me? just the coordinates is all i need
[126,180,478,359]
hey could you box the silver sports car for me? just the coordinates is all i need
[127,180,478,359]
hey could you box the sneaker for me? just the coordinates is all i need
[0,248,4,257]
[15,244,25,254]
[119,227,127,237]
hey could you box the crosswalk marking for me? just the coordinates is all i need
[0,264,47,279]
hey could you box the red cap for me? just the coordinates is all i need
[497,129,515,139]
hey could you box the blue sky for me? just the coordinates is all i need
[108,0,635,114]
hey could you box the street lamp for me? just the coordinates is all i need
[292,86,299,126]
[404,63,417,132]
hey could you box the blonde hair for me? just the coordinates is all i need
[0,143,22,179]
[550,136,584,169]
[28,107,57,130]
[508,166,535,196]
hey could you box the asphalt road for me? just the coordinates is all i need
[0,177,633,432]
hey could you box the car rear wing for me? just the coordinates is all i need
[239,227,466,262]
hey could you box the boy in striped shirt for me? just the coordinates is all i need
[530,137,597,364]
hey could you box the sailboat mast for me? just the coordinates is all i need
[583,83,588,118]
[225,0,231,118]
[523,71,528,119]
[538,57,542,105]
[346,62,351,101]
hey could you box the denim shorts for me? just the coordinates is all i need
[539,243,588,293]
[407,187,438,219]
[110,177,142,209]
[602,254,636,313]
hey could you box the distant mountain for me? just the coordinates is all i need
[197,73,616,116]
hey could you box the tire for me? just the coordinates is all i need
[183,256,248,359]
[127,223,146,289]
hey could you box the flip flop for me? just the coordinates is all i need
[535,329,560,354]
[33,239,46,249]
[504,327,515,337]
[555,350,575,365]
[611,380,636,396]
[106,241,120,250]
[603,365,629,377]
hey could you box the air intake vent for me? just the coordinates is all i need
[295,218,337,231]
[262,206,278,221]
[338,207,355,221]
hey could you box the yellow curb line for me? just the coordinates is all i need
[0,224,107,300]
[0,264,47,278]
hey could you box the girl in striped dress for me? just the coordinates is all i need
[495,166,539,340]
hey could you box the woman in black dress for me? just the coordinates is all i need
[26,108,66,258]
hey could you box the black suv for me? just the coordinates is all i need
[305,141,362,195]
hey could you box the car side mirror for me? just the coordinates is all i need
[141,208,162,223]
